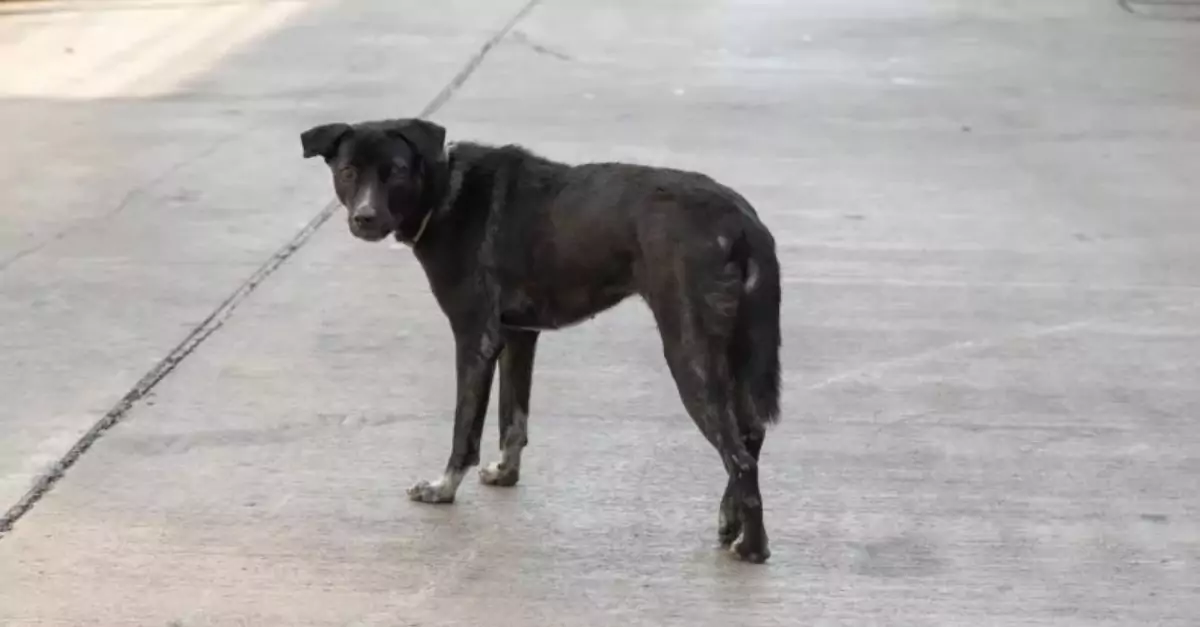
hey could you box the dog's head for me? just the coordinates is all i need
[300,118,447,243]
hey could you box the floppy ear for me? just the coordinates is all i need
[383,118,447,164]
[384,118,449,212]
[300,123,352,160]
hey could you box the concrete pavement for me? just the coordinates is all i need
[0,0,529,525]
[2,0,1199,624]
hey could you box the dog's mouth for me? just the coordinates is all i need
[348,221,393,242]
[351,227,391,242]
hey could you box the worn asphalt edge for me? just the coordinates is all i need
[0,0,542,537]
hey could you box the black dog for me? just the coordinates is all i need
[300,118,782,563]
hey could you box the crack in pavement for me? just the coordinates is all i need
[509,30,574,62]
[0,0,545,537]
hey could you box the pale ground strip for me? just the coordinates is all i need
[0,0,314,99]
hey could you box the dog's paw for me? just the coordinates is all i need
[717,509,742,548]
[479,461,520,487]
[406,479,456,504]
[730,539,771,564]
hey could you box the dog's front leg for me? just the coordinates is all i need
[407,328,501,504]
[480,328,539,487]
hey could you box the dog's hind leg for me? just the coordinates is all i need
[719,227,781,557]
[661,332,769,563]
[481,329,539,487]
[650,258,770,563]
[718,426,764,548]
[715,376,770,564]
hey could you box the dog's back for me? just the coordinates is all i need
[452,142,782,428]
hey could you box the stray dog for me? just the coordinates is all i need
[300,118,782,563]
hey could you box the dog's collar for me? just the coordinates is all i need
[404,209,434,247]
[399,144,457,248]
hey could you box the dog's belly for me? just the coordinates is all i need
[499,284,631,331]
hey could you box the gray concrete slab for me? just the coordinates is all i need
[2,0,1200,624]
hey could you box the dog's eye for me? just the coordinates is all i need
[337,167,356,182]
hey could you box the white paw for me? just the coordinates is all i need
[407,472,461,503]
[478,461,520,487]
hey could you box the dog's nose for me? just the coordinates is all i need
[352,214,376,230]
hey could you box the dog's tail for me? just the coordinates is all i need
[727,225,782,427]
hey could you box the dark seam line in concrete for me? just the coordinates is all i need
[1121,0,1200,5]
[419,0,543,117]
[0,0,544,538]
[509,31,574,62]
[1118,0,1200,19]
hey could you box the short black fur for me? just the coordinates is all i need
[301,118,783,563]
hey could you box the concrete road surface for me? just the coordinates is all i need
[2,0,1199,624]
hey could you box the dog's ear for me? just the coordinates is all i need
[383,118,447,164]
[300,123,352,160]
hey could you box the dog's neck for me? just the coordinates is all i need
[399,143,459,248]
[405,209,435,246]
